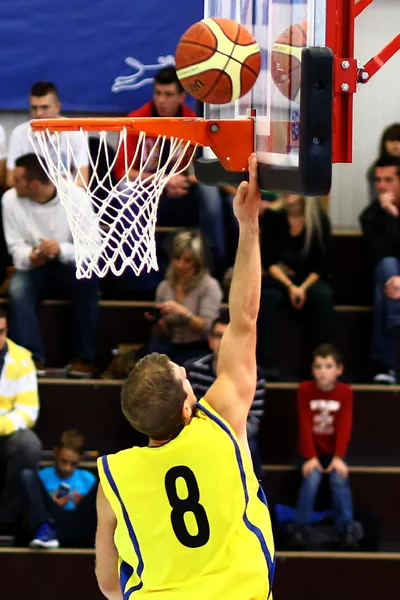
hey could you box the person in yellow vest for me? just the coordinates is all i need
[0,307,41,544]
[95,154,275,600]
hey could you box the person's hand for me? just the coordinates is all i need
[72,490,84,506]
[378,192,399,217]
[325,456,349,478]
[233,153,261,224]
[288,285,306,309]
[166,174,190,198]
[157,300,190,318]
[302,457,323,477]
[384,276,400,299]
[38,238,60,260]
[29,247,48,268]
[52,491,71,508]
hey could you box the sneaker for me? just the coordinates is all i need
[29,523,59,549]
[34,360,47,377]
[67,358,94,379]
[339,521,363,550]
[0,522,15,547]
[373,368,397,385]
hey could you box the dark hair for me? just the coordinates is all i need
[15,154,50,184]
[30,81,59,100]
[121,353,187,440]
[312,343,342,366]
[58,429,86,455]
[210,309,230,334]
[379,123,400,157]
[373,155,400,179]
[154,66,184,94]
[0,307,7,321]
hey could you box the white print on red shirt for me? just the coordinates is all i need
[310,399,340,436]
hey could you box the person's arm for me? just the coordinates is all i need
[268,264,294,289]
[334,386,353,457]
[360,203,400,264]
[95,483,122,600]
[1,193,37,269]
[204,154,261,445]
[297,384,317,459]
[0,354,39,436]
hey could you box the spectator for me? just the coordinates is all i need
[366,124,400,203]
[114,66,235,278]
[21,429,97,548]
[2,153,99,377]
[6,81,89,188]
[0,123,6,189]
[291,344,360,550]
[258,194,334,380]
[0,122,9,287]
[0,306,41,543]
[145,230,222,365]
[184,310,265,478]
[360,156,400,384]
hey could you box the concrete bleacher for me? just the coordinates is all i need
[2,230,400,600]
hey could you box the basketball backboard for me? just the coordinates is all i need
[195,0,333,195]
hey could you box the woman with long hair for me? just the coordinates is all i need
[258,194,334,380]
[145,230,222,365]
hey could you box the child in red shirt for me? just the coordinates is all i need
[292,344,361,549]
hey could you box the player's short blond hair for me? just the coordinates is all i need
[122,353,187,440]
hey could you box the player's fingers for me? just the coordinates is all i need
[236,180,249,202]
[247,153,258,191]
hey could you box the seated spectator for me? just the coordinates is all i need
[360,156,400,384]
[366,123,400,203]
[0,307,41,543]
[291,344,361,550]
[114,66,235,278]
[0,122,6,190]
[21,429,97,548]
[184,310,265,479]
[2,153,99,377]
[258,194,334,380]
[6,81,89,188]
[145,230,222,365]
[0,122,9,287]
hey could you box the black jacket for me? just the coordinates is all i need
[359,200,400,266]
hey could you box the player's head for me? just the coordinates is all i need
[29,81,61,119]
[373,156,400,200]
[380,123,400,159]
[0,307,8,352]
[54,429,86,479]
[167,230,208,289]
[153,67,186,117]
[208,310,230,358]
[14,154,52,201]
[311,344,343,391]
[122,353,196,442]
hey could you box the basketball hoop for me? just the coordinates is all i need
[29,117,253,278]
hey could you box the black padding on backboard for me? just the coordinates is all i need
[195,47,333,196]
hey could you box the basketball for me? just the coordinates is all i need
[271,21,307,103]
[175,18,261,104]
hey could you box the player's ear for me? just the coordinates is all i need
[182,398,192,421]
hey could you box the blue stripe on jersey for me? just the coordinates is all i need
[102,455,144,597]
[196,403,275,596]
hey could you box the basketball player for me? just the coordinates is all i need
[95,153,275,600]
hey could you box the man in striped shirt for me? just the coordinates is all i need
[185,311,266,478]
[0,307,41,542]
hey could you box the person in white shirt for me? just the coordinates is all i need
[6,81,89,189]
[2,154,99,378]
[0,124,6,189]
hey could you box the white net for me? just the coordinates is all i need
[28,126,198,278]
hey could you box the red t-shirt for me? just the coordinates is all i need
[297,380,353,459]
[114,101,196,181]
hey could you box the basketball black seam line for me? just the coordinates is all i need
[296,23,307,43]
[197,54,233,102]
[178,44,260,78]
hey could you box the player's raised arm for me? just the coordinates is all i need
[204,153,261,440]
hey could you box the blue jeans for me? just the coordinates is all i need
[8,263,99,364]
[295,463,354,531]
[371,256,400,367]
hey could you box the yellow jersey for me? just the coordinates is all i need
[97,399,275,600]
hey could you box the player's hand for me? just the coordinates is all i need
[52,491,71,508]
[378,192,399,217]
[289,285,306,309]
[384,275,400,299]
[38,238,60,260]
[325,456,349,478]
[29,247,48,268]
[233,153,261,224]
[302,457,323,477]
[166,174,190,198]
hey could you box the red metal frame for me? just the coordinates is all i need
[326,0,400,163]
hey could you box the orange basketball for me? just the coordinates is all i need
[175,18,261,104]
[271,21,307,102]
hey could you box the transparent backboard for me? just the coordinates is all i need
[203,0,327,169]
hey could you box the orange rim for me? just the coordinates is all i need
[30,117,254,172]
